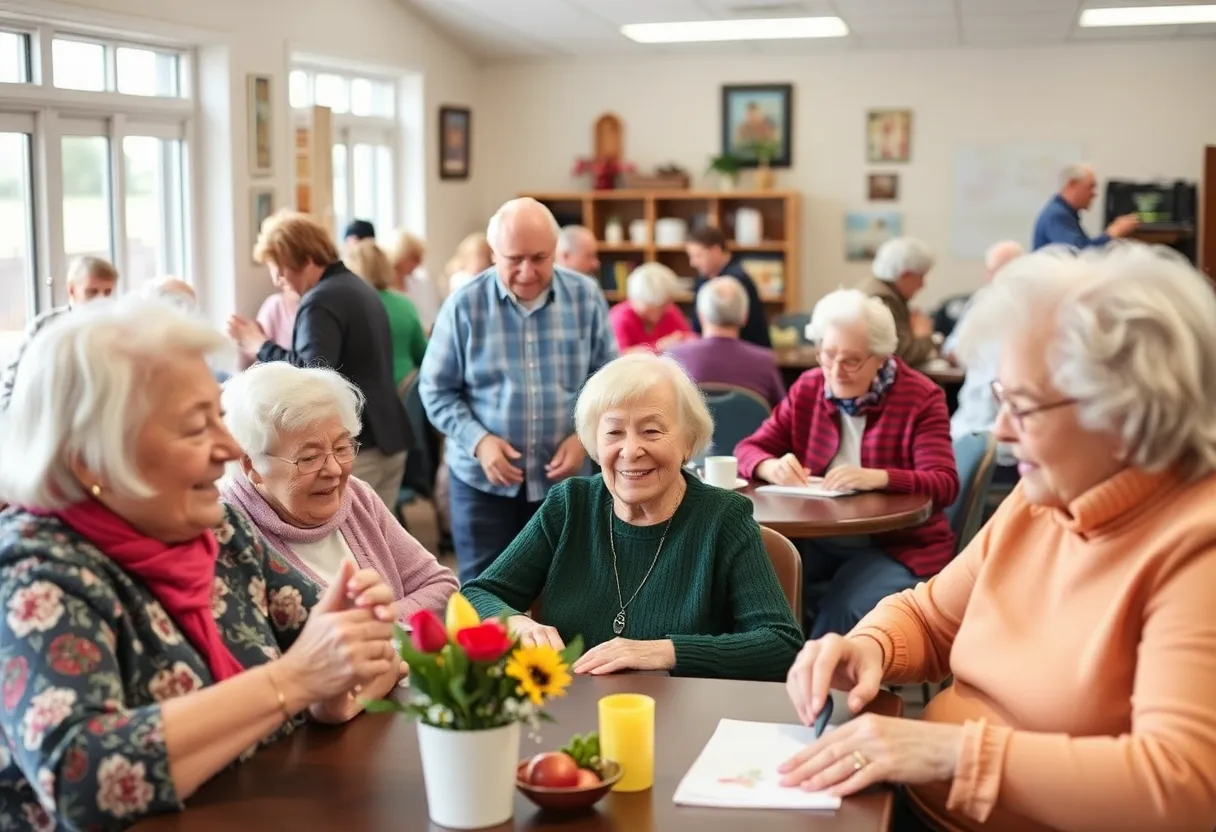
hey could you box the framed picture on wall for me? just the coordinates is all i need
[251,187,274,261]
[721,83,793,168]
[844,210,902,261]
[247,74,274,176]
[439,105,471,180]
[867,172,899,201]
[866,109,912,163]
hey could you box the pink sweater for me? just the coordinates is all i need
[221,474,457,619]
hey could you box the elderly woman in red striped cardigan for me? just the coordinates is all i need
[735,288,959,637]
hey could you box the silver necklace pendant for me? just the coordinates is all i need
[613,610,626,636]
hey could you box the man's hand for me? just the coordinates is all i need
[545,434,586,482]
[1106,213,1140,239]
[226,315,268,356]
[474,435,524,486]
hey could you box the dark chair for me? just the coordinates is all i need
[945,431,998,555]
[397,371,442,519]
[933,293,973,339]
[696,383,772,464]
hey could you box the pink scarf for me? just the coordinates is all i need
[53,500,245,682]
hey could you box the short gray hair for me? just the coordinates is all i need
[984,240,1024,274]
[67,255,118,286]
[626,263,678,307]
[574,353,713,464]
[954,243,1216,479]
[556,225,593,255]
[142,276,196,312]
[806,288,899,356]
[221,362,363,473]
[1059,162,1094,189]
[0,296,227,508]
[872,237,935,282]
[485,198,560,254]
[696,276,749,327]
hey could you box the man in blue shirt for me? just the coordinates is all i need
[1032,163,1139,251]
[420,198,618,581]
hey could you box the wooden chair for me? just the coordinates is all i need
[945,432,998,555]
[759,525,802,627]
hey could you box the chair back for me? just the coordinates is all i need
[933,293,972,339]
[399,371,440,500]
[698,383,771,462]
[945,432,998,554]
[759,525,802,624]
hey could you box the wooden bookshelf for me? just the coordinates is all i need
[520,189,800,311]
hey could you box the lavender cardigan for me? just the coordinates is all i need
[222,474,458,619]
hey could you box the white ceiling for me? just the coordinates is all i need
[401,0,1216,61]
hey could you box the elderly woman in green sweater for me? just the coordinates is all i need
[460,353,803,681]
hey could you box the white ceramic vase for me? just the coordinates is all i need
[416,720,521,829]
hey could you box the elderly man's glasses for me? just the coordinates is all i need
[269,441,361,474]
[817,348,874,373]
[990,382,1076,431]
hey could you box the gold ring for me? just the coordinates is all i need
[852,750,869,771]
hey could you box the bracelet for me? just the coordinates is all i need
[265,666,293,721]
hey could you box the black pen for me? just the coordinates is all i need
[812,694,835,738]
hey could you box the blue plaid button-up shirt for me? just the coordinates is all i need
[419,266,618,501]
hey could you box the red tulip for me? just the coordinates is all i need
[409,609,448,653]
[456,621,513,663]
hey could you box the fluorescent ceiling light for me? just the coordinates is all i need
[621,17,848,43]
[1079,4,1216,27]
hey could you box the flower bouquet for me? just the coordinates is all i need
[572,155,637,191]
[367,593,583,830]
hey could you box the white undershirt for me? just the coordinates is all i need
[827,413,866,472]
[291,529,357,586]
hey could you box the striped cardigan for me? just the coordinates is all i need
[734,359,959,576]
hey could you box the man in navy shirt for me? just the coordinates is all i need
[1032,163,1139,251]
[685,225,771,347]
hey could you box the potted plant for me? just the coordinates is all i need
[706,153,742,191]
[368,594,583,829]
[746,138,780,190]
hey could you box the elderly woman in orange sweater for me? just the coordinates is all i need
[779,243,1216,832]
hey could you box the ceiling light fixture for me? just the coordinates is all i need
[1079,4,1216,27]
[620,16,848,43]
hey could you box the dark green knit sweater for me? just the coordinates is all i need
[461,473,803,682]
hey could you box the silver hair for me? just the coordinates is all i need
[0,296,227,508]
[984,240,1024,274]
[1059,162,1094,189]
[142,276,197,312]
[485,198,560,254]
[574,353,713,464]
[953,243,1216,479]
[806,288,899,356]
[67,255,118,286]
[220,362,363,475]
[871,237,935,283]
[625,262,679,307]
[556,225,594,255]
[696,276,749,328]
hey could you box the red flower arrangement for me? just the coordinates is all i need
[572,156,636,191]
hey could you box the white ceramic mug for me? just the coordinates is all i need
[703,456,738,489]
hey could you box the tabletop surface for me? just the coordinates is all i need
[743,484,933,539]
[136,675,902,832]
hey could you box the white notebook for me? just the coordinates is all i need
[754,484,855,499]
[673,719,841,811]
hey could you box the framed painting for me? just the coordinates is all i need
[866,109,912,163]
[439,105,471,180]
[251,187,274,261]
[867,172,899,201]
[247,74,273,176]
[721,83,793,168]
[845,210,902,261]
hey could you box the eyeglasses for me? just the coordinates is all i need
[990,381,1076,431]
[817,348,874,373]
[269,441,361,474]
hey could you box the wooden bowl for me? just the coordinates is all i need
[515,760,623,812]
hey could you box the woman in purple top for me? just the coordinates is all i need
[219,363,457,618]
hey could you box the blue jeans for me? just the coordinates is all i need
[799,537,920,639]
[448,473,541,584]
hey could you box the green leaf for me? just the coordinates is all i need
[362,699,407,714]
[559,634,585,666]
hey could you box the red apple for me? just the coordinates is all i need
[526,752,579,788]
[575,768,601,788]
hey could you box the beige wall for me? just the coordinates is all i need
[477,43,1216,310]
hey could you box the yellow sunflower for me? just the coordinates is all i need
[505,645,573,706]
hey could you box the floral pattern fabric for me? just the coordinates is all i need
[0,504,321,831]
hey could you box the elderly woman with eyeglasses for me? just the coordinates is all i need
[781,244,1216,832]
[735,288,958,638]
[219,362,457,617]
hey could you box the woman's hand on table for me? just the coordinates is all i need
[756,454,813,486]
[787,633,884,724]
[573,638,675,675]
[507,615,566,649]
[822,466,889,492]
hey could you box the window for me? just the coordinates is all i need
[52,38,105,91]
[123,135,186,285]
[0,31,29,83]
[116,47,180,97]
[60,133,113,262]
[52,35,183,97]
[0,131,34,350]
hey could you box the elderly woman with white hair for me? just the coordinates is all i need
[736,289,958,638]
[608,262,694,353]
[460,352,802,680]
[0,298,404,830]
[862,236,939,366]
[781,243,1216,832]
[220,362,456,617]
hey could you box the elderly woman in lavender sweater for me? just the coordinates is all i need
[220,363,457,617]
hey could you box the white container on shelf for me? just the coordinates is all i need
[629,219,649,244]
[735,208,763,246]
[655,217,688,246]
[604,217,624,245]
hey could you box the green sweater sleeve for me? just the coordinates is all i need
[668,500,804,682]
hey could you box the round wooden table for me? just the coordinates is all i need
[744,484,933,539]
[135,676,902,832]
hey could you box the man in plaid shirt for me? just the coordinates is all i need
[420,199,618,582]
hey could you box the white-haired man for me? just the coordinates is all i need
[420,198,619,582]
[0,255,119,410]
[556,225,600,277]
[1032,163,1139,251]
[666,276,785,407]
[860,236,938,367]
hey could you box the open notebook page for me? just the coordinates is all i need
[754,484,856,498]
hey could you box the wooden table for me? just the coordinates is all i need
[137,676,902,832]
[744,484,933,539]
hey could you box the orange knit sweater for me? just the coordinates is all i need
[852,467,1216,832]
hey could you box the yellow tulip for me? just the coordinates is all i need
[445,592,480,638]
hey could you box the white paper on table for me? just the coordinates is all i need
[754,484,855,499]
[673,719,841,811]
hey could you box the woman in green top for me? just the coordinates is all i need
[345,239,427,387]
[461,353,803,682]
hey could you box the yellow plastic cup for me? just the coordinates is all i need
[598,693,655,792]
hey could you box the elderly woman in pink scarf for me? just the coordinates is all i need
[220,363,457,617]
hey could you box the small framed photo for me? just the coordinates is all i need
[247,74,274,176]
[866,109,912,163]
[251,187,275,261]
[867,172,899,201]
[845,210,903,261]
[721,83,793,168]
[439,105,471,180]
